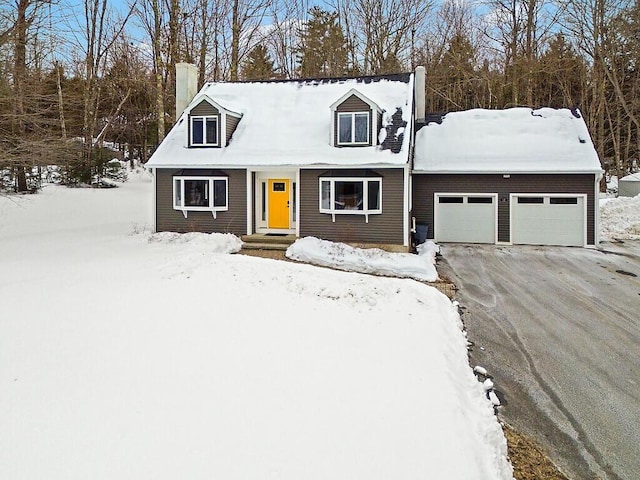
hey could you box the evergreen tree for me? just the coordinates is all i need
[242,44,277,80]
[297,7,348,78]
[538,34,587,108]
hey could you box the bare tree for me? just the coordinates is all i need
[335,0,433,74]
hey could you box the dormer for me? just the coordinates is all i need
[185,95,242,148]
[330,89,382,147]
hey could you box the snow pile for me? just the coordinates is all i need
[417,239,440,261]
[600,194,640,240]
[286,236,439,282]
[414,107,601,173]
[148,231,243,253]
[0,178,513,480]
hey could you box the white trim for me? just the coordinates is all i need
[337,112,370,145]
[246,171,253,235]
[252,170,297,234]
[434,193,499,244]
[173,175,229,217]
[509,193,588,247]
[190,115,219,147]
[295,169,301,238]
[185,93,242,118]
[413,170,604,175]
[149,163,409,170]
[151,168,157,232]
[329,88,381,112]
[403,166,410,247]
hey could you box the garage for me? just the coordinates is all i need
[511,194,586,246]
[434,193,497,243]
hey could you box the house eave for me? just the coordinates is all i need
[411,169,604,175]
[148,161,410,171]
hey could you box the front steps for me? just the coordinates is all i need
[240,234,297,251]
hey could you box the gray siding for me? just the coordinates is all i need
[411,173,597,244]
[300,168,405,245]
[334,94,374,146]
[226,115,240,146]
[156,168,247,235]
[191,101,219,115]
[336,94,370,112]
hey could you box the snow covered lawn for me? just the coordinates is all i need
[0,175,512,480]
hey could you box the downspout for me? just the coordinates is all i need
[595,171,603,246]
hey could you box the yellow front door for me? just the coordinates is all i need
[268,179,290,229]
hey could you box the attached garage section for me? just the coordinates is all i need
[511,194,586,246]
[411,174,598,246]
[434,194,497,243]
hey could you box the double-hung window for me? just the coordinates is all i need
[190,116,218,146]
[319,177,382,222]
[173,175,228,218]
[338,112,369,145]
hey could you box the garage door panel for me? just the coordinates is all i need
[436,195,496,244]
[512,196,584,246]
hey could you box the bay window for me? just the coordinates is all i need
[319,177,382,222]
[173,175,228,218]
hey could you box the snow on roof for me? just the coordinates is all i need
[414,107,603,174]
[619,172,640,182]
[147,76,413,169]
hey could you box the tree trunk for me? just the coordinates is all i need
[152,0,165,142]
[230,0,240,80]
[14,0,30,192]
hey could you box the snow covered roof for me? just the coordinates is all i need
[147,75,414,169]
[414,108,603,174]
[619,172,640,182]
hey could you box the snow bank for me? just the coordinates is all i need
[285,236,439,282]
[148,231,243,253]
[600,194,640,240]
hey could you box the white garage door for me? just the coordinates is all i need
[511,195,586,246]
[435,194,497,243]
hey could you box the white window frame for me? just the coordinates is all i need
[319,177,382,223]
[173,176,228,219]
[337,112,370,145]
[190,115,219,147]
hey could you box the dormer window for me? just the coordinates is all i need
[190,115,219,146]
[338,112,369,145]
[330,89,380,148]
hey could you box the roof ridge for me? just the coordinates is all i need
[207,72,412,86]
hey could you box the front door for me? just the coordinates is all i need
[268,179,290,229]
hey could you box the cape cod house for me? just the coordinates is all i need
[146,64,603,249]
[146,63,419,250]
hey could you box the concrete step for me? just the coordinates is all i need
[241,234,296,245]
[240,242,290,251]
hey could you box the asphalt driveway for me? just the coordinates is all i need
[438,242,640,480]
